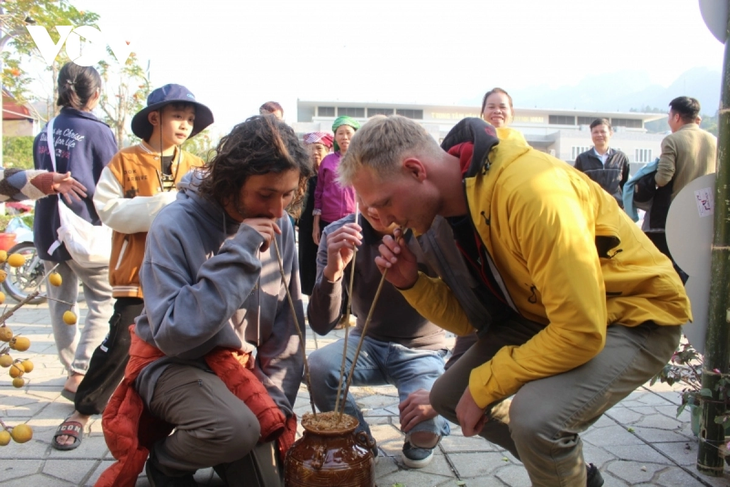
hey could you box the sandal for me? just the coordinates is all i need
[51,419,84,451]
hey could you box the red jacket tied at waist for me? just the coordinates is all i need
[95,326,297,487]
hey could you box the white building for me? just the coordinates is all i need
[293,100,667,171]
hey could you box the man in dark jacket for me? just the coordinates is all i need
[574,118,630,207]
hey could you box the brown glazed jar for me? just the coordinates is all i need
[284,412,375,487]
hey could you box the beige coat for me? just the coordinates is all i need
[655,123,716,200]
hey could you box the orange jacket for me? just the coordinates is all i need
[95,328,296,487]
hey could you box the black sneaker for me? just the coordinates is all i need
[401,441,434,468]
[145,453,198,487]
[586,463,604,487]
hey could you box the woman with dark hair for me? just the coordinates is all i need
[298,132,333,295]
[480,87,527,144]
[33,62,116,401]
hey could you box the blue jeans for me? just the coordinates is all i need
[308,335,450,441]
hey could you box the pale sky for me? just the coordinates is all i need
[60,0,726,135]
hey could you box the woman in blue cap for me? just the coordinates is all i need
[312,116,361,245]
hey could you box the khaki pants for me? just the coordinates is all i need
[430,319,681,487]
[147,364,283,486]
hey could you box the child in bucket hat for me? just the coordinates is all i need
[51,85,214,451]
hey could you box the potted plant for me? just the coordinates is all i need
[651,340,730,437]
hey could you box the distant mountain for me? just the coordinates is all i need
[465,68,722,116]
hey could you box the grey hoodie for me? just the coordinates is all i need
[134,171,304,415]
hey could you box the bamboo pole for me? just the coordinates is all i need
[697,9,730,475]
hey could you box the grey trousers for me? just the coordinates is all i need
[43,259,113,375]
[430,319,681,487]
[147,364,283,487]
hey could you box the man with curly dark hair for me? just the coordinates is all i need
[98,115,312,487]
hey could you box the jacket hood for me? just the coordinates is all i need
[178,169,241,236]
[441,118,501,178]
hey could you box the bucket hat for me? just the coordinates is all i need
[131,84,214,140]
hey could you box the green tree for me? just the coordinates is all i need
[0,0,98,108]
[182,129,216,161]
[2,135,34,169]
[1,1,151,145]
[98,52,150,146]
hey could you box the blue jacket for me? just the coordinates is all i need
[33,107,117,261]
[622,159,658,222]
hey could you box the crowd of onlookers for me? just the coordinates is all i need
[15,59,712,486]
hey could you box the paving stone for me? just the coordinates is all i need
[654,466,730,486]
[493,463,532,487]
[650,440,699,466]
[582,424,645,446]
[439,434,499,453]
[0,473,75,486]
[85,460,114,486]
[377,467,453,487]
[606,461,664,483]
[449,451,514,478]
[43,459,98,484]
[0,458,41,481]
[601,444,675,464]
[631,425,695,443]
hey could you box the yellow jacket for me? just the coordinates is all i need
[401,119,691,409]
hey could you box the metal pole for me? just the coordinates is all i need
[697,7,730,476]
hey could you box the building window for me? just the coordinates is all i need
[611,118,642,128]
[338,107,365,118]
[318,106,335,117]
[368,107,393,117]
[396,109,424,119]
[635,149,653,163]
[577,116,595,126]
[571,146,591,160]
[549,115,576,125]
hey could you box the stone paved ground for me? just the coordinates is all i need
[1,302,729,486]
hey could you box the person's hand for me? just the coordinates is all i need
[52,172,87,203]
[399,389,438,433]
[455,386,487,437]
[243,218,281,253]
[313,220,321,246]
[323,223,362,282]
[375,227,418,289]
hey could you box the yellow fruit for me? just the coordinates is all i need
[10,424,32,443]
[9,336,30,351]
[6,253,25,268]
[0,250,7,264]
[9,363,23,378]
[48,272,62,287]
[0,291,5,305]
[21,359,33,373]
[0,269,7,284]
[0,326,11,342]
[0,430,10,446]
[12,377,24,388]
[63,310,77,325]
[0,354,12,368]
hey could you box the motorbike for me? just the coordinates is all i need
[2,217,46,304]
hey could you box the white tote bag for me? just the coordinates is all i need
[45,118,112,268]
